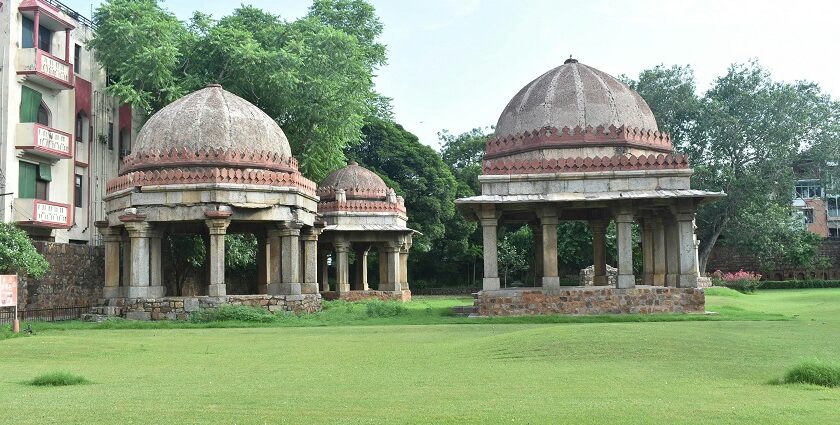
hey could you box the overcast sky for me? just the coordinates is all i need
[64,0,840,149]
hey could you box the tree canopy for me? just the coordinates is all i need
[0,223,49,278]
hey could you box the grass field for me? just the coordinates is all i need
[1,289,838,424]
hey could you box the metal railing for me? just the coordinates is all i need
[43,0,96,28]
[0,306,90,324]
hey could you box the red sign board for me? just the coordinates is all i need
[0,275,17,307]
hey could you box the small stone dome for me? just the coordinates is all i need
[318,161,389,201]
[495,60,658,138]
[120,85,296,174]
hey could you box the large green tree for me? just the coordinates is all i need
[0,223,49,278]
[90,0,387,181]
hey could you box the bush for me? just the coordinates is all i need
[759,280,840,289]
[782,361,840,388]
[189,305,274,323]
[28,371,89,386]
[364,300,407,318]
[0,223,49,277]
[704,287,743,297]
[711,269,762,293]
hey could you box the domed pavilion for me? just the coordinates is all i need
[316,162,414,301]
[456,59,724,316]
[95,85,321,316]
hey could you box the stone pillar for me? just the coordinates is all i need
[318,246,330,292]
[378,245,387,288]
[354,245,370,291]
[300,228,319,294]
[123,220,151,298]
[96,223,122,299]
[148,228,165,298]
[590,220,608,286]
[279,222,302,295]
[399,240,410,291]
[615,211,635,289]
[653,218,667,286]
[267,227,283,295]
[539,210,560,290]
[380,241,402,292]
[641,218,655,285]
[530,223,543,284]
[479,208,500,291]
[120,234,131,289]
[334,239,351,293]
[665,218,680,287]
[256,233,269,294]
[677,207,700,288]
[205,216,231,297]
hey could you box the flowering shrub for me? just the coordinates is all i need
[710,269,762,293]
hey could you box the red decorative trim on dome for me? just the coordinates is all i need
[483,153,689,175]
[485,125,672,160]
[106,167,316,196]
[119,147,299,174]
[318,200,406,215]
[316,187,387,201]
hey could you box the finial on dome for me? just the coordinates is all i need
[564,56,578,64]
[349,160,358,166]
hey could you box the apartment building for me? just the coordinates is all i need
[0,0,140,244]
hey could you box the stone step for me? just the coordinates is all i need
[451,305,477,317]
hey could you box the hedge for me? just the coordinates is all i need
[758,280,840,289]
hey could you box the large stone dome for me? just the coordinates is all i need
[120,84,296,174]
[495,59,658,138]
[318,161,389,201]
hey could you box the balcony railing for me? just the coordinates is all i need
[16,48,74,90]
[16,123,73,159]
[13,199,71,229]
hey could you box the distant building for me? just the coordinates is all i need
[0,0,140,244]
[793,167,838,239]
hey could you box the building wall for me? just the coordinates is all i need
[805,198,829,238]
[0,0,140,245]
[706,240,840,280]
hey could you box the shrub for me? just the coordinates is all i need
[704,287,743,297]
[783,361,840,388]
[760,280,840,289]
[28,372,89,386]
[710,269,762,293]
[0,223,49,277]
[189,305,274,323]
[364,300,407,318]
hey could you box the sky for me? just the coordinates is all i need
[64,0,840,149]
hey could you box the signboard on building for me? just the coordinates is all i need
[36,126,71,155]
[0,275,17,307]
[40,54,70,83]
[35,201,69,226]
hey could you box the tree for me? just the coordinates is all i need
[90,0,387,182]
[0,223,49,278]
[498,228,529,286]
[439,127,491,194]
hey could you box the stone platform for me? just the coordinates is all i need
[91,294,322,320]
[321,290,411,302]
[472,286,704,316]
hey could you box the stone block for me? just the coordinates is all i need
[125,311,152,321]
[183,297,200,312]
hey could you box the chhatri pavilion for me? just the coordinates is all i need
[456,59,724,316]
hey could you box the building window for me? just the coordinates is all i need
[75,112,86,142]
[795,180,823,199]
[74,44,82,74]
[74,174,83,207]
[803,208,815,224]
[830,228,839,239]
[829,196,839,218]
[21,17,52,52]
[18,161,50,200]
[119,129,131,159]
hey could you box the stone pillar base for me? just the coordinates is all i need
[653,274,666,286]
[335,283,350,293]
[679,274,699,288]
[642,273,655,285]
[149,285,166,298]
[103,287,122,299]
[257,284,268,294]
[379,283,402,291]
[617,275,635,289]
[483,277,500,291]
[665,274,679,287]
[126,286,150,298]
[541,276,560,290]
[268,282,302,295]
[301,283,319,294]
[592,275,609,286]
[208,284,227,296]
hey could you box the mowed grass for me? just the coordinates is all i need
[0,290,839,424]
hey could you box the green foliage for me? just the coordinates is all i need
[363,299,407,317]
[498,226,531,285]
[703,287,743,297]
[439,127,490,194]
[189,305,274,323]
[0,223,49,277]
[90,0,388,181]
[782,361,840,387]
[225,234,257,272]
[28,371,89,386]
[711,278,761,294]
[759,280,840,289]
[163,234,205,295]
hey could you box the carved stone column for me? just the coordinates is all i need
[256,233,269,294]
[538,209,560,290]
[380,241,402,292]
[120,233,131,289]
[590,220,608,286]
[676,204,700,288]
[148,227,165,298]
[96,222,122,299]
[478,207,500,291]
[122,219,151,298]
[267,226,283,295]
[665,218,680,287]
[641,218,655,285]
[354,245,370,291]
[318,245,330,292]
[529,222,543,284]
[653,217,667,286]
[279,222,302,295]
[334,239,351,293]
[615,210,635,289]
[399,239,411,291]
[300,227,320,294]
[205,213,232,297]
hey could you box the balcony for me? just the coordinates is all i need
[16,48,74,90]
[15,122,73,160]
[13,198,70,229]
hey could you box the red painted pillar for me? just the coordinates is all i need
[65,29,70,62]
[33,11,40,49]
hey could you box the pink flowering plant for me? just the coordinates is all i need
[710,269,763,293]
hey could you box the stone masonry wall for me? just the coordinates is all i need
[475,286,705,316]
[321,290,411,302]
[707,240,840,281]
[11,242,105,310]
[94,294,322,320]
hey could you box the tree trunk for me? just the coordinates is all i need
[698,224,725,275]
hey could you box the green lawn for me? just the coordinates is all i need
[1,289,839,424]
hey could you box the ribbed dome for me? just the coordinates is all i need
[133,85,291,158]
[495,60,658,138]
[318,162,389,201]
